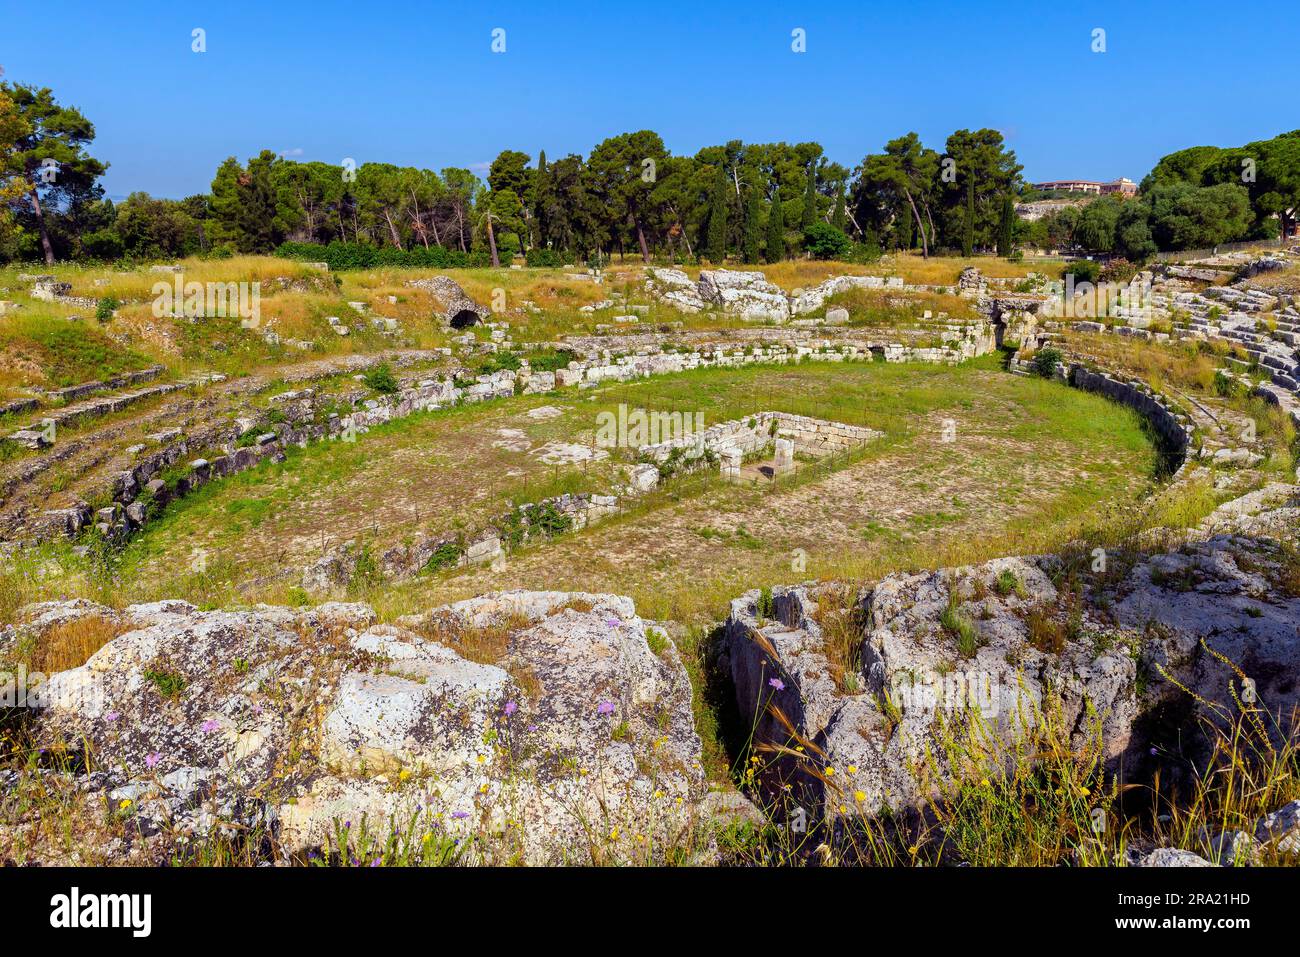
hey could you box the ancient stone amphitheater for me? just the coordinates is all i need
[1,254,1298,867]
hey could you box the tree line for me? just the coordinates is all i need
[2,79,1297,268]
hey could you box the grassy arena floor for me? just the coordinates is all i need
[106,353,1159,623]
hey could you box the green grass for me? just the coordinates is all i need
[0,312,154,389]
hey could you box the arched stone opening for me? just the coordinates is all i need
[450,309,481,329]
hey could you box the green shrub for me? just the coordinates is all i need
[1099,258,1138,285]
[646,628,669,656]
[477,352,522,376]
[425,541,461,572]
[524,501,572,537]
[524,248,569,267]
[1214,370,1245,399]
[143,668,186,698]
[526,348,577,373]
[1062,259,1100,285]
[803,222,853,260]
[95,297,120,322]
[1032,347,1063,379]
[362,363,400,394]
[275,241,490,271]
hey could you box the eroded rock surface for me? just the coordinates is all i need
[722,488,1300,834]
[17,591,704,864]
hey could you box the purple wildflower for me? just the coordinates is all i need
[201,718,220,733]
[145,752,161,769]
[451,811,470,820]
[768,677,786,691]
[105,711,120,723]
[503,700,518,717]
[597,701,616,715]
[606,618,621,628]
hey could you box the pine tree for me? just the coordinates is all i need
[800,165,817,233]
[962,178,975,257]
[743,186,762,263]
[998,193,1015,257]
[705,166,728,263]
[765,193,785,262]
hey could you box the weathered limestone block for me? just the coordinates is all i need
[628,463,660,492]
[719,446,742,482]
[465,533,503,566]
[774,437,794,475]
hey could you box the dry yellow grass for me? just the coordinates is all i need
[407,610,532,666]
[30,255,331,302]
[1058,330,1221,393]
[26,615,125,673]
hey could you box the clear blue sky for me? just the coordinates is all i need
[3,0,1295,200]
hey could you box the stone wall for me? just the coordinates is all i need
[1068,364,1192,469]
[638,410,881,467]
[646,267,922,323]
[11,331,973,550]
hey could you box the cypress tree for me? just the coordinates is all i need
[864,226,881,261]
[705,167,729,263]
[896,204,914,250]
[743,187,762,263]
[535,149,548,249]
[800,165,817,233]
[962,178,975,257]
[765,193,785,262]
[831,180,847,232]
[998,194,1015,257]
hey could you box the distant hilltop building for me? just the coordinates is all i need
[1033,177,1137,197]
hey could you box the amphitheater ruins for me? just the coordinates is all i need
[2,248,1299,866]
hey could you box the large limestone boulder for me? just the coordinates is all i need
[1109,531,1300,752]
[25,591,705,865]
[644,267,792,321]
[697,269,790,322]
[723,559,1138,827]
[645,267,706,312]
[723,499,1300,833]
